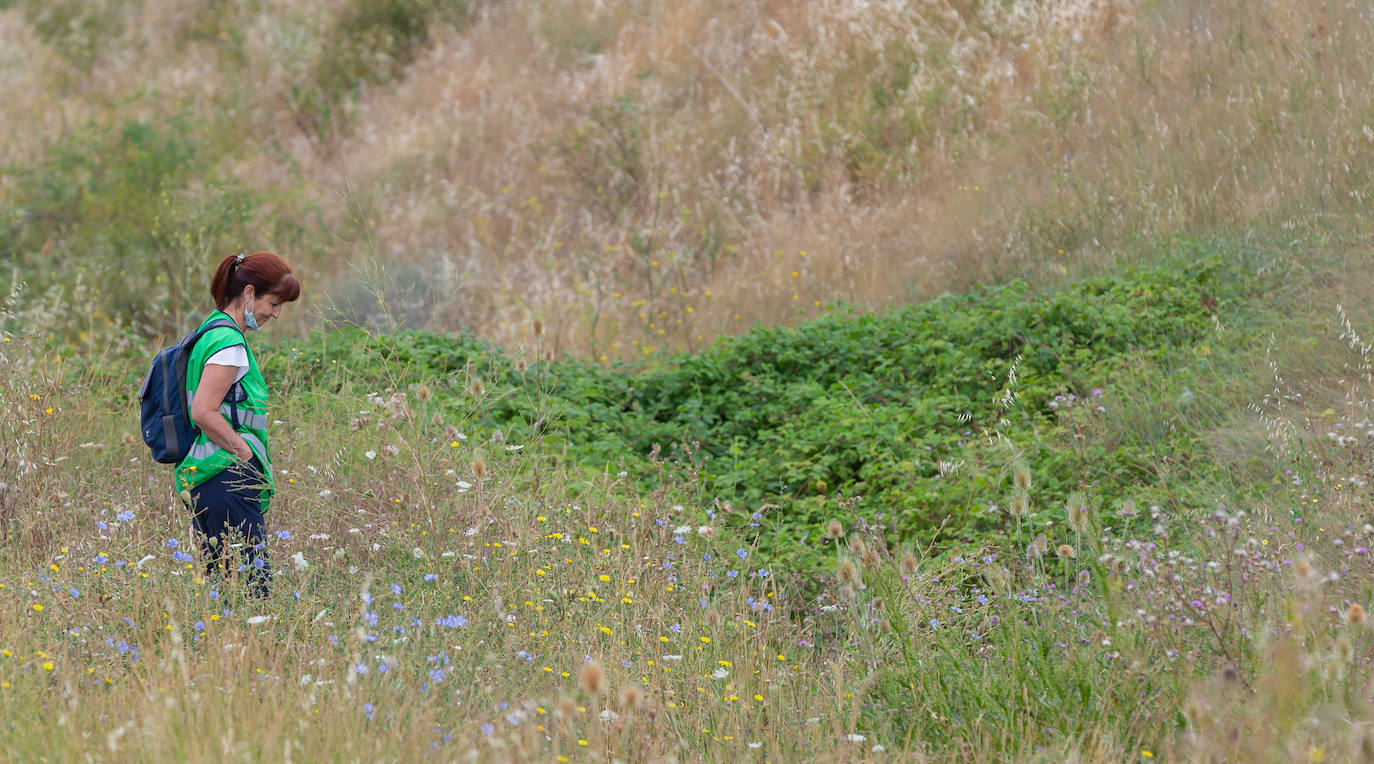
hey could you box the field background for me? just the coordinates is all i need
[6,0,1374,760]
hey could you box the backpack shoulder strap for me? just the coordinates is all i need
[189,317,243,345]
[174,317,246,400]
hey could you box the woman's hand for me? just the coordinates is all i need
[190,362,254,460]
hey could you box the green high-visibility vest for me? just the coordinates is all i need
[174,310,276,510]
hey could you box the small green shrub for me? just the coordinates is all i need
[0,117,260,337]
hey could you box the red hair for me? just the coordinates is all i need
[210,252,301,309]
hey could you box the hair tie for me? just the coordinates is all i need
[234,253,245,266]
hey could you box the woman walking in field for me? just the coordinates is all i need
[176,252,300,597]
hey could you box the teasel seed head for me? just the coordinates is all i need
[837,558,860,587]
[1293,557,1317,586]
[1349,603,1367,627]
[1066,492,1089,533]
[1182,696,1207,730]
[557,694,577,719]
[619,685,643,710]
[824,520,845,540]
[899,551,918,576]
[1057,544,1076,559]
[1013,463,1032,491]
[1009,493,1030,517]
[1337,634,1356,667]
[580,661,605,695]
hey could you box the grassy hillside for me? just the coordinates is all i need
[6,0,1374,759]
[4,0,1374,353]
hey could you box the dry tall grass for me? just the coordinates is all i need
[5,0,1374,355]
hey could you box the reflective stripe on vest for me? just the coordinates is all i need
[219,404,268,430]
[187,432,271,468]
[187,440,220,461]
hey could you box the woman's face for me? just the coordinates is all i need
[244,287,286,328]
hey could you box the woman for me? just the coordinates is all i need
[176,251,301,597]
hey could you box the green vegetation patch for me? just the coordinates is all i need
[270,254,1256,562]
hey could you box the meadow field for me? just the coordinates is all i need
[6,0,1374,760]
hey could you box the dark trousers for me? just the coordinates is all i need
[188,456,270,597]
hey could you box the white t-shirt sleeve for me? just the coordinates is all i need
[205,345,249,383]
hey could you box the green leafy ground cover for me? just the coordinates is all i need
[256,248,1264,572]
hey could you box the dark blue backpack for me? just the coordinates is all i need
[139,318,240,464]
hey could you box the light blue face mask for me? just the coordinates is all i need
[244,293,260,332]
